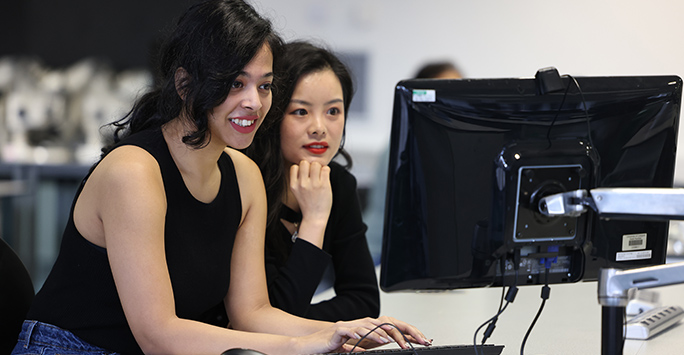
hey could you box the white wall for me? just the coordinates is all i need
[252,0,684,186]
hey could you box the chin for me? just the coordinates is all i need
[233,141,254,150]
[308,157,332,166]
[225,137,255,150]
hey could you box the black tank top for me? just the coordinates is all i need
[27,128,241,354]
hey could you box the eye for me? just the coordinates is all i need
[327,107,341,116]
[231,80,244,89]
[259,82,272,92]
[290,108,308,116]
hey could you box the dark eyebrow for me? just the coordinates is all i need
[290,98,343,106]
[290,99,311,106]
[325,98,344,105]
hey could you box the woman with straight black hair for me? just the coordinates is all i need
[12,2,429,354]
[244,41,380,322]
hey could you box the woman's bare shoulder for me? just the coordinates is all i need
[93,145,162,186]
[75,145,166,247]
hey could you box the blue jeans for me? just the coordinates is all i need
[12,320,119,355]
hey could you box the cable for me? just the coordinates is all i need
[478,260,509,349]
[481,268,518,345]
[543,74,596,157]
[544,77,573,148]
[348,322,417,355]
[473,253,520,355]
[496,255,507,311]
[520,265,551,355]
[473,299,511,355]
[565,75,595,150]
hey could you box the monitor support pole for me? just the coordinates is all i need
[598,262,684,355]
[539,187,684,354]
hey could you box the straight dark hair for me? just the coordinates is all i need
[102,0,282,157]
[243,40,355,250]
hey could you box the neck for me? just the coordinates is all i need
[162,118,224,177]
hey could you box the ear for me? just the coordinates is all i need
[174,67,189,100]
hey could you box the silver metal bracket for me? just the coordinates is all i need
[539,187,684,220]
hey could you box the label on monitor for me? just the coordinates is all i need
[622,233,647,251]
[616,250,652,261]
[412,89,436,102]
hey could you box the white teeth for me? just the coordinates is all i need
[310,145,325,149]
[230,118,255,127]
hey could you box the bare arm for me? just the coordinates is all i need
[223,150,430,351]
[78,147,303,354]
[224,149,331,336]
[76,146,420,354]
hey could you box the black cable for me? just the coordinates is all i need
[348,322,417,355]
[520,266,551,355]
[473,258,503,354]
[543,74,596,158]
[473,300,512,355]
[544,76,573,148]
[496,256,507,312]
[473,259,504,354]
[481,267,518,345]
[473,255,519,355]
[480,261,508,348]
[565,75,595,150]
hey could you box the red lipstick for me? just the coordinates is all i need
[304,142,329,155]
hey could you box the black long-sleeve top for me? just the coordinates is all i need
[265,162,380,321]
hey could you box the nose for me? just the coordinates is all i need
[309,113,326,137]
[240,86,262,112]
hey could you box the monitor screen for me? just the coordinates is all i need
[380,74,682,292]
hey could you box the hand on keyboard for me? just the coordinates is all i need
[319,343,505,355]
[296,316,432,354]
[340,316,432,351]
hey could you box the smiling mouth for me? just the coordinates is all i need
[230,118,256,127]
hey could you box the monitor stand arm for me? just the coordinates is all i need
[539,187,684,221]
[539,187,684,355]
[598,262,684,355]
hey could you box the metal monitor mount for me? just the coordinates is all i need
[539,187,684,355]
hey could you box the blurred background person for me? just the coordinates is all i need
[414,61,463,79]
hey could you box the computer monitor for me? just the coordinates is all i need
[380,72,682,292]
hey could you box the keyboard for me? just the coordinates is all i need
[319,343,504,355]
